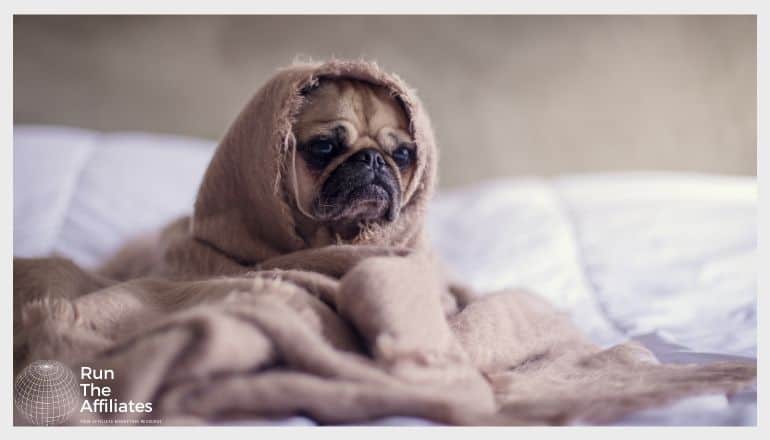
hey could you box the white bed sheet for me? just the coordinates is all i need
[13,125,757,426]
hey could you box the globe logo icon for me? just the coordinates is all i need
[14,360,81,426]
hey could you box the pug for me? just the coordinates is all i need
[290,78,419,245]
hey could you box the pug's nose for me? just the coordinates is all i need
[352,148,385,170]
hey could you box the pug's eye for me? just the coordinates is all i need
[301,138,343,171]
[392,146,414,168]
[309,140,336,157]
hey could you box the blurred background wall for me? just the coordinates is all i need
[13,15,756,188]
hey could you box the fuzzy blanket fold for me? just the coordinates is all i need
[13,59,755,426]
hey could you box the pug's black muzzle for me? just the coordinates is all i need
[314,148,401,222]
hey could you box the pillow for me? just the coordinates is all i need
[14,125,215,267]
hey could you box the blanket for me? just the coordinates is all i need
[13,59,756,426]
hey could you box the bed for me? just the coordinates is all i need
[13,125,757,426]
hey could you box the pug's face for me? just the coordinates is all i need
[292,79,416,239]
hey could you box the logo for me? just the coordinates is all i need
[14,360,80,426]
[15,361,160,426]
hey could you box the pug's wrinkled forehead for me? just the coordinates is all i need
[290,78,418,241]
[294,78,411,143]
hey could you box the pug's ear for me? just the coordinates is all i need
[287,130,317,220]
[285,130,297,154]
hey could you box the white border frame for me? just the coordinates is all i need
[2,1,765,439]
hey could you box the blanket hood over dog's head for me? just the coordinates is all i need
[191,60,438,264]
